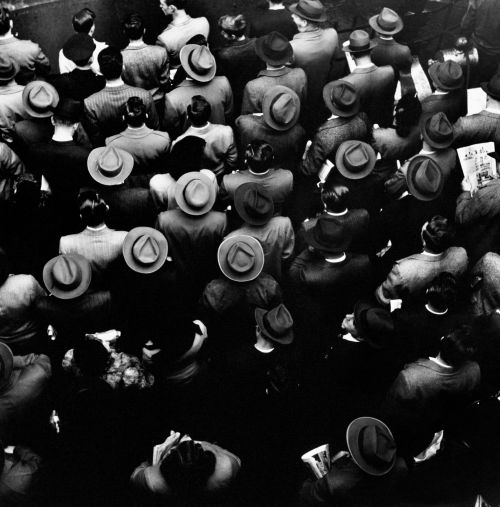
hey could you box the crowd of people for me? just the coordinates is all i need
[0,0,499,505]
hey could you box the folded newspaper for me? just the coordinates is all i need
[457,142,498,193]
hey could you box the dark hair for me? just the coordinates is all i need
[73,338,110,377]
[395,93,422,137]
[123,96,146,127]
[78,190,108,227]
[0,7,11,36]
[0,248,8,286]
[187,33,208,46]
[122,12,144,40]
[426,272,458,312]
[245,141,274,173]
[160,440,216,493]
[321,182,349,213]
[422,216,454,253]
[98,47,123,80]
[166,0,188,9]
[187,95,211,127]
[439,325,476,366]
[72,8,96,34]
[219,14,247,38]
[352,49,372,59]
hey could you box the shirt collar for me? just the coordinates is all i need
[326,209,348,216]
[249,169,270,176]
[342,333,361,343]
[86,225,107,232]
[325,253,347,263]
[425,304,448,315]
[429,356,453,368]
[421,250,442,257]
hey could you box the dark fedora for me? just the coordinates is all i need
[481,72,500,101]
[346,417,397,476]
[175,171,216,216]
[43,254,92,300]
[428,61,463,91]
[51,97,83,122]
[0,55,19,83]
[122,227,168,274]
[87,146,134,186]
[63,33,96,63]
[335,141,376,180]
[255,31,293,66]
[420,112,454,149]
[255,304,294,345]
[406,155,444,201]
[218,235,264,282]
[354,300,395,350]
[304,215,351,254]
[22,81,59,118]
[343,30,377,53]
[262,85,301,131]
[179,44,216,83]
[369,7,403,36]
[234,183,274,226]
[322,80,360,117]
[289,0,327,23]
[0,342,13,392]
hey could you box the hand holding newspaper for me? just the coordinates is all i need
[152,430,191,465]
[457,142,498,194]
[301,444,350,479]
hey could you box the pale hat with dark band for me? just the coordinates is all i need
[175,171,216,216]
[43,254,92,300]
[122,227,168,274]
[23,81,59,118]
[87,146,134,186]
[218,235,264,282]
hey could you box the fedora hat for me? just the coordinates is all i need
[481,72,500,101]
[322,80,360,117]
[289,0,327,23]
[347,417,397,476]
[179,44,216,83]
[122,227,168,274]
[87,146,134,186]
[406,155,444,201]
[420,112,454,149]
[354,300,395,349]
[343,30,377,53]
[428,60,463,91]
[235,183,274,226]
[262,85,300,131]
[52,97,83,122]
[369,7,403,35]
[255,304,294,345]
[255,31,293,66]
[22,81,59,118]
[218,235,264,282]
[43,254,92,300]
[175,171,216,216]
[63,33,96,63]
[0,55,19,83]
[304,215,351,254]
[0,343,13,392]
[335,141,376,180]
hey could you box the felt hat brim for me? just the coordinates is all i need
[481,81,500,101]
[303,219,350,254]
[428,63,464,91]
[406,154,444,201]
[42,253,92,300]
[175,171,216,216]
[255,36,293,66]
[342,40,377,53]
[0,342,14,392]
[218,235,264,282]
[368,14,403,35]
[335,141,376,180]
[322,80,360,117]
[179,44,216,83]
[288,3,328,22]
[262,85,301,131]
[255,307,294,345]
[22,81,59,118]
[122,226,168,274]
[87,147,134,186]
[419,114,455,149]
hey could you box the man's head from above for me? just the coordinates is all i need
[72,7,96,36]
[159,0,187,16]
[245,141,274,174]
[122,12,145,41]
[218,14,247,40]
[426,272,458,313]
[321,180,349,213]
[187,95,211,127]
[439,325,476,367]
[78,190,109,228]
[421,216,454,254]
[98,47,123,81]
[123,96,147,128]
[0,7,12,36]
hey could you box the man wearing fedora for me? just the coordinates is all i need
[422,61,466,123]
[0,55,28,137]
[300,417,408,506]
[156,171,227,293]
[241,31,307,115]
[342,29,397,128]
[453,72,500,153]
[51,33,105,102]
[288,0,338,123]
[214,15,264,117]
[249,0,297,40]
[376,216,468,306]
[163,44,233,137]
[227,183,294,281]
[236,86,307,171]
[369,7,412,74]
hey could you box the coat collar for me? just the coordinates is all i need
[0,36,17,45]
[293,28,322,41]
[258,67,291,78]
[351,65,377,74]
[407,252,445,262]
[120,125,154,139]
[414,358,459,374]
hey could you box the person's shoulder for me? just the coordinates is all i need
[150,130,171,142]
[235,114,260,128]
[15,37,41,52]
[272,167,293,181]
[106,132,122,144]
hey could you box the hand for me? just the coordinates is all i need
[461,178,472,192]
[153,430,183,465]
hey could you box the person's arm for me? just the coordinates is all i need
[222,78,234,125]
[282,220,295,261]
[461,0,478,37]
[83,101,103,147]
[158,48,170,89]
[162,95,181,136]
[34,44,51,77]
[301,136,325,176]
[145,93,160,131]
[375,263,404,306]
[223,128,238,171]
[240,84,257,115]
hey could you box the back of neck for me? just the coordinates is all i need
[0,30,12,39]
[52,127,73,142]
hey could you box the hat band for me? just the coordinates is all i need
[295,3,322,20]
[269,94,294,125]
[350,41,370,51]
[188,51,211,75]
[262,313,288,338]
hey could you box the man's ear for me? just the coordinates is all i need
[50,116,56,126]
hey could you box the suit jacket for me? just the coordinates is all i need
[235,114,307,171]
[343,64,397,127]
[241,67,307,115]
[376,248,468,305]
[51,68,105,102]
[249,7,297,40]
[0,83,27,133]
[372,125,422,161]
[371,37,412,72]
[0,36,50,85]
[453,110,500,153]
[59,226,127,288]
[59,39,106,75]
[301,113,371,176]
[163,77,233,137]
[469,252,500,316]
[290,28,338,110]
[122,42,170,102]
[84,84,159,147]
[421,90,467,123]
[461,0,500,55]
